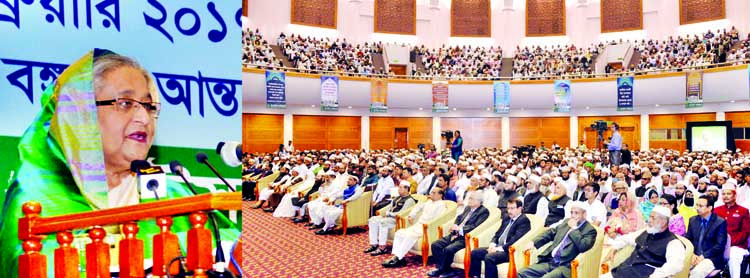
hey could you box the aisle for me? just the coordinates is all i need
[242,202,436,277]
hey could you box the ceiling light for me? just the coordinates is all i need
[730,100,736,103]
[348,106,352,109]
[585,106,590,110]
[452,108,457,111]
[418,107,423,111]
[311,104,316,108]
[655,104,660,107]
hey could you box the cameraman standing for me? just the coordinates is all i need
[451,130,463,161]
[605,123,622,166]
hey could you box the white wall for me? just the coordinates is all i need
[247,0,750,53]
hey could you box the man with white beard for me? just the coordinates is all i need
[601,206,686,278]
[306,171,343,230]
[315,175,365,235]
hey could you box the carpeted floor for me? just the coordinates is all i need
[242,201,442,277]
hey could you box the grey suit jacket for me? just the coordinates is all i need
[532,219,597,265]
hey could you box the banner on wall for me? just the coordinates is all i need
[553,80,572,112]
[370,79,388,112]
[686,70,703,108]
[432,80,449,113]
[320,75,339,111]
[266,70,287,109]
[493,81,510,113]
[617,76,634,111]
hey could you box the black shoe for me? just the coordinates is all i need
[314,228,330,235]
[439,270,459,278]
[364,245,378,253]
[370,248,389,256]
[382,257,406,268]
[304,222,315,227]
[427,269,444,277]
[262,207,275,213]
[308,224,324,230]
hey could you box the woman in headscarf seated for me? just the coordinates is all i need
[0,49,240,276]
[606,191,644,240]
[658,194,686,236]
[639,189,660,220]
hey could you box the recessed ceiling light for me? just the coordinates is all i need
[486,108,491,111]
[585,106,590,110]
[452,108,457,111]
[348,106,352,109]
[655,104,660,107]
[730,100,736,103]
[418,107,423,111]
[311,104,316,107]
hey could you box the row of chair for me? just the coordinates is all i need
[252,172,696,277]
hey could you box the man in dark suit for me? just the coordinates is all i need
[686,195,728,277]
[428,191,490,277]
[518,201,597,278]
[468,199,531,278]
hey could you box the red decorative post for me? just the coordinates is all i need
[153,217,181,276]
[19,201,46,278]
[187,212,212,278]
[54,231,79,278]
[119,223,144,277]
[85,227,109,278]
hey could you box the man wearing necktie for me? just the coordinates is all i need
[685,195,728,277]
[428,191,490,278]
[468,199,531,278]
[518,201,597,278]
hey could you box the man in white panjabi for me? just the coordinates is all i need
[315,175,365,235]
[306,171,343,230]
[365,182,417,256]
[255,165,292,206]
[273,170,313,218]
[382,187,448,268]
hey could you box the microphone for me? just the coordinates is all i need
[130,160,166,201]
[216,141,243,167]
[169,160,235,278]
[196,152,236,192]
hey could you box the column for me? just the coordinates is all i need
[716,111,726,121]
[361,115,370,150]
[501,117,510,150]
[640,113,649,151]
[283,113,293,144]
[432,116,441,150]
[570,116,578,148]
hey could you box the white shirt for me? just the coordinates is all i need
[609,229,686,278]
[583,199,607,229]
[417,173,437,195]
[410,200,448,224]
[373,176,395,203]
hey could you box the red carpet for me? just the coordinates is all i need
[242,202,437,277]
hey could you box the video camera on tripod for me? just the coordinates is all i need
[441,130,454,143]
[590,120,609,150]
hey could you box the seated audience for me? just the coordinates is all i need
[468,199,531,278]
[365,182,417,255]
[686,195,728,278]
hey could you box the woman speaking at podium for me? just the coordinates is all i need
[0,49,239,276]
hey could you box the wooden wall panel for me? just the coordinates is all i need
[441,118,502,150]
[243,114,284,154]
[649,113,716,151]
[578,115,641,151]
[375,0,416,35]
[679,0,725,25]
[526,0,565,37]
[370,117,432,150]
[727,111,750,152]
[510,117,570,148]
[451,0,491,37]
[291,0,337,28]
[601,0,643,33]
[293,115,361,151]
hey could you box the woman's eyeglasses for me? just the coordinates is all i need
[96,98,161,118]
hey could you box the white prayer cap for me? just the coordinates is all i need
[399,180,411,187]
[561,166,571,172]
[727,178,738,186]
[699,177,710,184]
[467,166,475,171]
[553,177,563,183]
[723,183,737,192]
[507,176,519,184]
[517,172,527,180]
[707,185,720,192]
[326,170,337,176]
[717,172,728,178]
[274,157,280,161]
[569,201,587,211]
[529,175,542,185]
[651,206,672,218]
[324,161,332,165]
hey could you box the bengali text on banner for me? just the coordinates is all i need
[320,75,339,111]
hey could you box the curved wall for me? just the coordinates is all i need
[246,0,750,51]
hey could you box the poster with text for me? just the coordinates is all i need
[686,70,703,108]
[493,81,510,113]
[370,79,388,112]
[617,76,634,111]
[266,70,286,108]
[432,80,449,113]
[320,75,339,111]
[553,80,572,112]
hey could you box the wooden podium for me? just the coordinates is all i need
[18,192,242,278]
